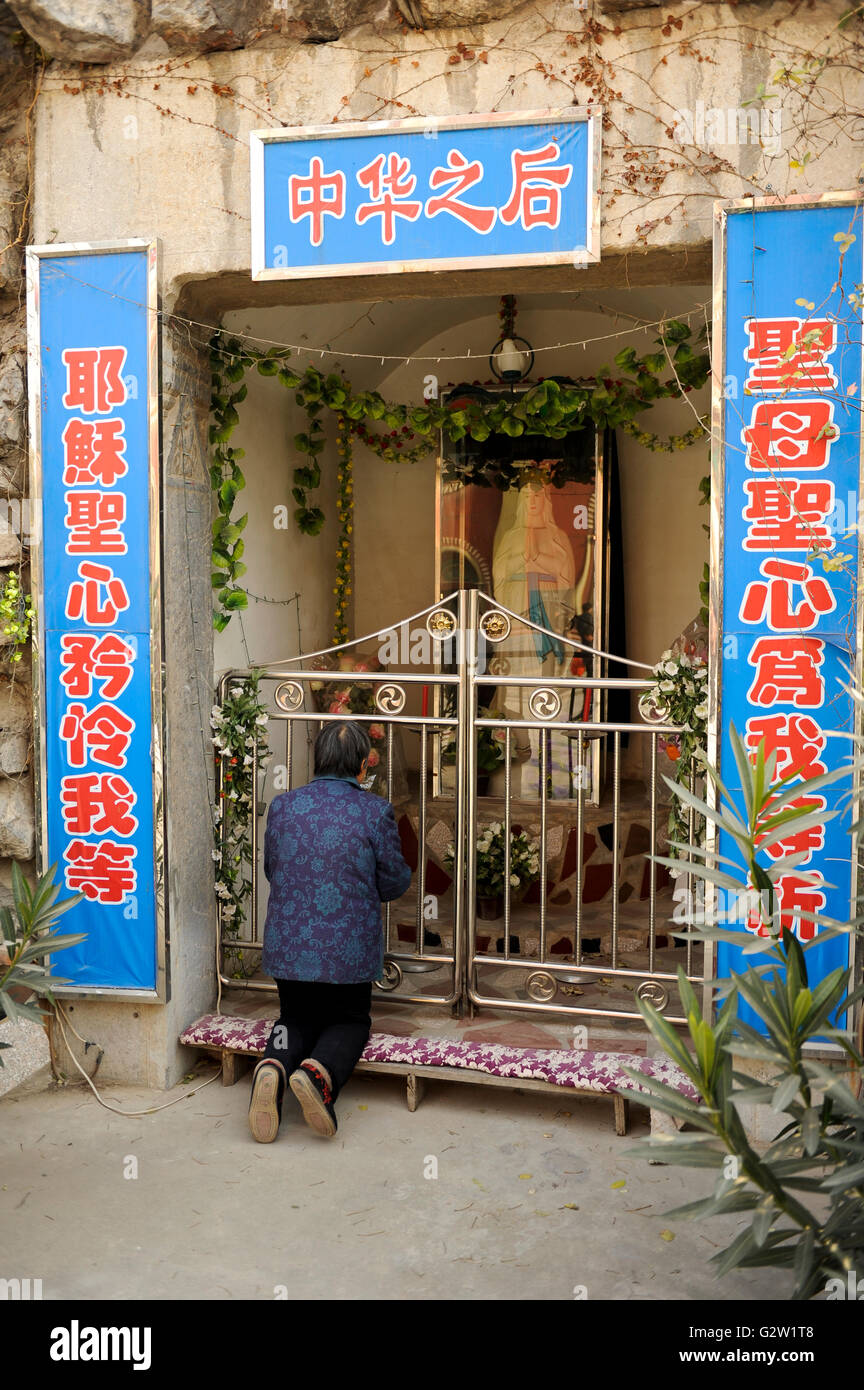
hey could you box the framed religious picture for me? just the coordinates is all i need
[433,384,619,806]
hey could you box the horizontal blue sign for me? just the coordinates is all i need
[29,245,161,992]
[251,110,598,279]
[716,199,863,1032]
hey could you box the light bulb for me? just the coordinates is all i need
[495,337,527,380]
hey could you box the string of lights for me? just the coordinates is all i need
[38,260,711,368]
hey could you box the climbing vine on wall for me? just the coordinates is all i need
[0,572,33,664]
[208,319,710,633]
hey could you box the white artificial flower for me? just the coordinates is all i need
[694,702,709,720]
[697,666,708,680]
[659,680,675,693]
[679,653,691,667]
[664,661,679,676]
[660,649,672,661]
[510,874,520,887]
[684,680,695,695]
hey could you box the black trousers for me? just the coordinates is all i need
[261,979,372,1100]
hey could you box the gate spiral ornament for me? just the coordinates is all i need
[528,687,562,720]
[426,608,457,640]
[375,682,406,714]
[526,970,558,1003]
[638,689,670,725]
[635,980,669,1011]
[274,680,304,712]
[480,609,510,642]
[374,960,403,992]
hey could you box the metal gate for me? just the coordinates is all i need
[216,591,707,1026]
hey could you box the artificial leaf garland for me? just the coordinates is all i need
[209,347,249,631]
[333,413,354,645]
[209,319,710,633]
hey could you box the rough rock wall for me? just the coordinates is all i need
[0,7,36,888]
[5,0,534,60]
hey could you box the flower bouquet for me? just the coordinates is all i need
[211,675,271,976]
[440,707,519,794]
[444,822,542,919]
[639,645,709,868]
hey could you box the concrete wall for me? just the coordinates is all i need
[27,0,863,311]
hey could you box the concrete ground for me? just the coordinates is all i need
[0,1062,795,1302]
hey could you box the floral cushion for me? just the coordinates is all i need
[180,1012,699,1099]
[360,1033,699,1099]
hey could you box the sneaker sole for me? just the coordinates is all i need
[289,1069,337,1138]
[248,1065,281,1144]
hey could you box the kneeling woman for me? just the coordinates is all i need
[248,719,411,1142]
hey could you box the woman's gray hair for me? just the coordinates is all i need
[314,720,372,779]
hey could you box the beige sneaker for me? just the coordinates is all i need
[248,1059,285,1143]
[289,1059,337,1138]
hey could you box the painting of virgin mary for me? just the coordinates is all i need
[493,480,577,664]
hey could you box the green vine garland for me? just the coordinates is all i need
[208,319,710,634]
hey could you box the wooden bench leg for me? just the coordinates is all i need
[406,1073,425,1112]
[613,1094,630,1136]
[221,1050,240,1086]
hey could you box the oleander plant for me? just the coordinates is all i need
[621,724,864,1300]
[0,863,84,1061]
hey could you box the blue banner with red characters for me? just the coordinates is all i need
[31,245,160,992]
[715,199,864,1031]
[251,111,598,279]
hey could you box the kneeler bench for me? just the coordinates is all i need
[180,1013,700,1137]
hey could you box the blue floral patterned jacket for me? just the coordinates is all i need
[261,774,412,984]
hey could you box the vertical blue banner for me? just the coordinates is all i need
[29,245,161,992]
[715,199,864,1030]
